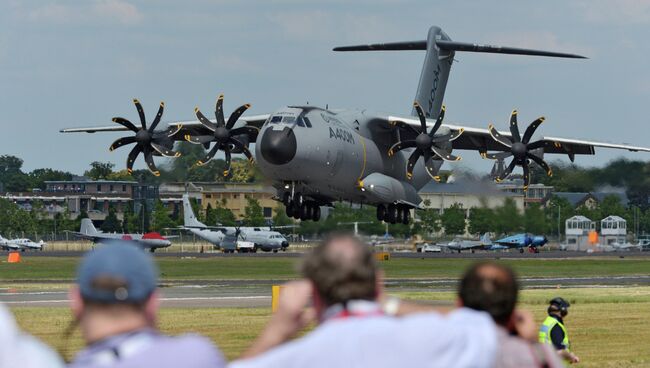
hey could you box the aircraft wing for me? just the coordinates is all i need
[385,115,650,157]
[59,115,270,138]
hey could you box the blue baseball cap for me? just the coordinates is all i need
[77,242,159,303]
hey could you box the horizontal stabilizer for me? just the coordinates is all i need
[436,40,587,59]
[334,39,586,59]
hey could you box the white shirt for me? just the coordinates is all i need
[229,304,497,368]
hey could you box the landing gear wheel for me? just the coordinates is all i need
[312,205,321,221]
[377,204,386,222]
[387,204,397,224]
[300,203,310,221]
[293,200,302,219]
[402,208,410,225]
[283,192,291,206]
[286,202,294,217]
[519,248,524,254]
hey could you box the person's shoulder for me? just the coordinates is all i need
[14,333,66,368]
[153,333,226,367]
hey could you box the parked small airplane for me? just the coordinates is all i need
[0,235,45,251]
[70,218,172,252]
[489,233,548,253]
[180,194,289,252]
[437,233,492,253]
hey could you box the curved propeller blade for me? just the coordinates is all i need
[226,104,251,130]
[133,99,146,130]
[151,142,180,158]
[429,105,446,137]
[488,124,513,148]
[229,126,259,139]
[197,144,221,166]
[109,136,136,151]
[431,146,461,162]
[522,163,530,189]
[223,149,232,177]
[126,145,142,174]
[143,150,160,176]
[195,108,217,132]
[496,160,517,182]
[431,128,464,143]
[215,94,225,127]
[527,140,546,150]
[148,102,165,132]
[522,117,545,144]
[406,150,421,179]
[424,158,441,181]
[413,101,427,132]
[388,140,416,157]
[184,134,215,145]
[509,110,521,143]
[527,153,553,177]
[229,138,255,163]
[112,117,139,133]
[482,151,512,160]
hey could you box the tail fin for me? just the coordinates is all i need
[334,26,586,119]
[183,194,206,228]
[480,233,492,245]
[80,218,98,235]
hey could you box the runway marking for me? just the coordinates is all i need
[2,295,271,305]
[0,291,66,296]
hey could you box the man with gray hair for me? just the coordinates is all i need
[230,233,498,368]
[68,242,226,368]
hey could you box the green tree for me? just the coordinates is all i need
[417,201,441,236]
[440,203,466,236]
[524,203,547,234]
[85,161,115,180]
[242,197,265,226]
[493,198,523,235]
[272,205,293,227]
[0,155,31,192]
[150,201,174,232]
[101,205,122,232]
[468,207,495,235]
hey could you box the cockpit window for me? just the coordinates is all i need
[269,116,282,124]
[303,117,312,128]
[282,116,296,124]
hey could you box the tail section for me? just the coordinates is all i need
[480,233,492,245]
[182,194,206,228]
[80,218,99,235]
[333,26,586,119]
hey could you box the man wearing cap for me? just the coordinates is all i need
[539,297,580,364]
[230,233,498,368]
[69,242,226,368]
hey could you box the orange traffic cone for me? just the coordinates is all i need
[7,252,21,263]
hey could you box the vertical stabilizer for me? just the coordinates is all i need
[183,194,207,228]
[412,27,454,119]
[80,218,99,235]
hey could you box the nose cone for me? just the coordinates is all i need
[260,127,297,165]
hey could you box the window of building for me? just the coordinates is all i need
[122,185,127,192]
[263,207,272,217]
[109,184,114,192]
[233,194,239,199]
[206,194,212,198]
[97,184,102,192]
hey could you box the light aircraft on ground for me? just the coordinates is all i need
[0,235,46,251]
[488,233,548,253]
[70,218,172,252]
[437,233,492,253]
[62,26,650,225]
[180,194,289,252]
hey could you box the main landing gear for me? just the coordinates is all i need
[376,204,410,225]
[284,192,321,221]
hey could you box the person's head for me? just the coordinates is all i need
[300,233,380,316]
[458,261,519,327]
[548,297,570,318]
[70,242,160,344]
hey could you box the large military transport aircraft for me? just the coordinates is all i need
[62,26,650,224]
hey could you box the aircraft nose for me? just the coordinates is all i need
[260,127,297,165]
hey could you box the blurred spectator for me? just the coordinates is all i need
[459,262,564,368]
[0,303,65,368]
[230,233,497,368]
[68,242,225,368]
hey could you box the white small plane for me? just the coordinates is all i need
[181,194,289,252]
[0,235,46,251]
[437,233,492,253]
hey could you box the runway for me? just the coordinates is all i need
[7,250,650,259]
[3,275,649,308]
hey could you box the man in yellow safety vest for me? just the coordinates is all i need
[539,297,580,364]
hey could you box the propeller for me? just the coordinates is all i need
[185,94,259,176]
[387,102,464,180]
[483,110,552,190]
[109,99,182,176]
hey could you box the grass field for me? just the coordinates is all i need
[2,256,650,281]
[10,287,650,367]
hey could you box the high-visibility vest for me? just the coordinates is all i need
[539,315,570,352]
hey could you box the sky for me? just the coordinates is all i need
[1,0,650,175]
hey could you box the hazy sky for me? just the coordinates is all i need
[1,0,649,175]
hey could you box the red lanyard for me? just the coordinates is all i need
[328,309,384,321]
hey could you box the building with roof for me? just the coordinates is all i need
[600,215,627,245]
[495,179,554,205]
[419,180,525,216]
[564,215,596,251]
[548,191,629,209]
